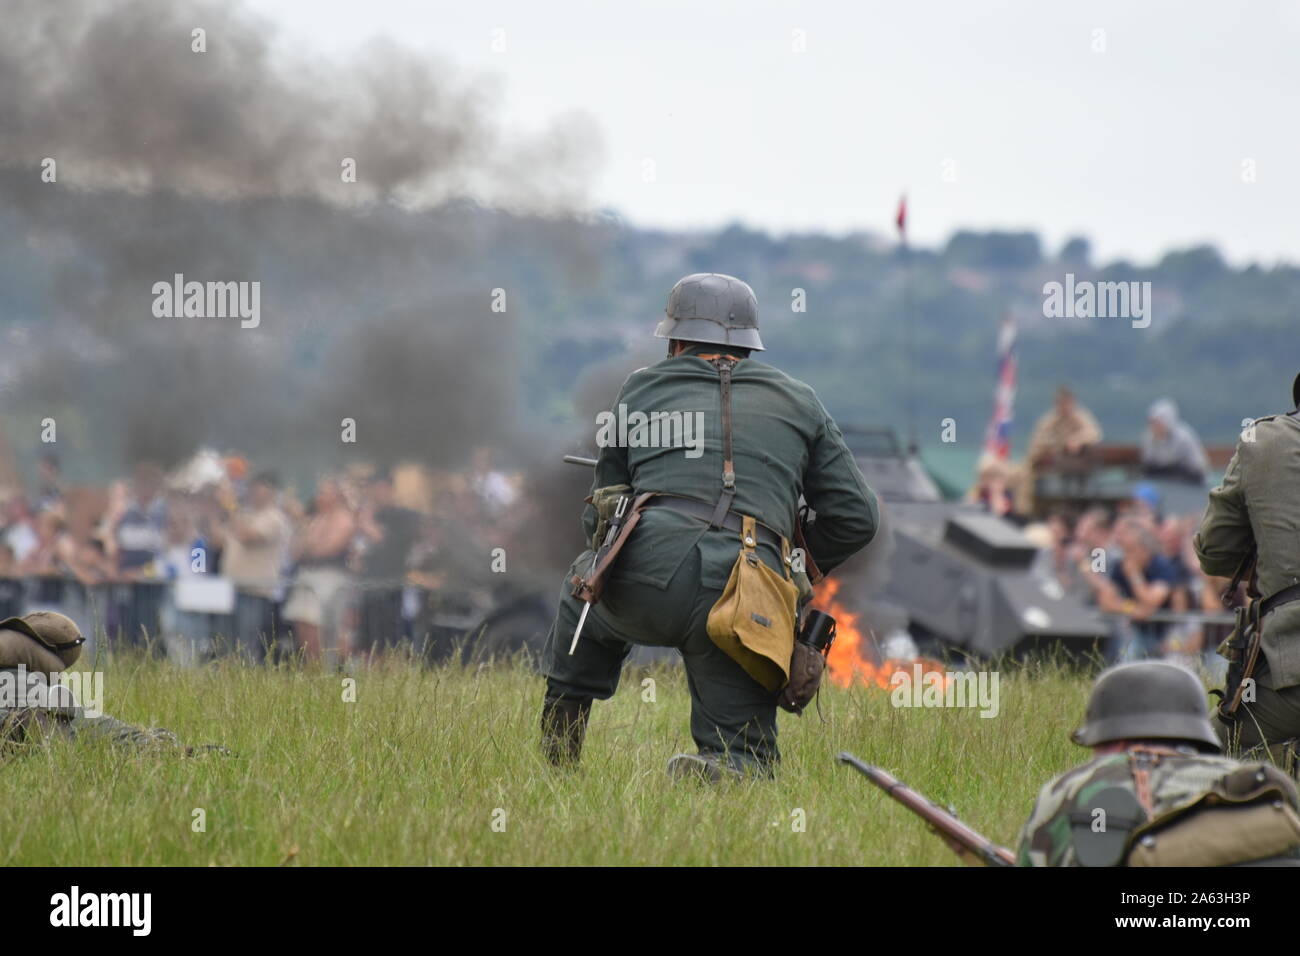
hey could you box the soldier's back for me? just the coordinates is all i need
[1018,746,1300,867]
[1240,414,1300,602]
[1196,411,1300,690]
[615,349,829,538]
[603,345,875,592]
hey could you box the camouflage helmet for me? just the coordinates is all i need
[0,611,85,668]
[1072,661,1219,751]
[654,273,764,351]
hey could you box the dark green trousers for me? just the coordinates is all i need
[1215,659,1300,768]
[542,546,779,772]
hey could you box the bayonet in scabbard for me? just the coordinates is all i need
[568,492,637,654]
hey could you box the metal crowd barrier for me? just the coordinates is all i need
[1100,609,1236,626]
[3,573,1241,664]
[0,574,493,667]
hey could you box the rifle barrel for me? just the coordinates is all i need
[563,455,598,468]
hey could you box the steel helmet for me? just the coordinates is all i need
[654,273,764,351]
[1071,661,1220,751]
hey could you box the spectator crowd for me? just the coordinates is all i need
[0,388,1231,673]
[0,449,523,666]
[1032,501,1233,675]
[965,385,1230,674]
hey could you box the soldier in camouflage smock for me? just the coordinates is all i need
[0,611,194,752]
[1018,661,1300,867]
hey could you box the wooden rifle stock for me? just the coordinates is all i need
[838,752,1015,867]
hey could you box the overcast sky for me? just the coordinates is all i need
[254,0,1300,266]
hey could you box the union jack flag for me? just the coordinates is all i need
[983,317,1016,460]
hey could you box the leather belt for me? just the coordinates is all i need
[1261,582,1300,619]
[642,495,782,549]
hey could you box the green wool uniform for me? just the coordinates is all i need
[0,667,180,750]
[542,343,878,772]
[1194,409,1300,756]
[1017,746,1300,866]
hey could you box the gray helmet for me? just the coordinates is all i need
[654,273,764,351]
[1071,661,1220,751]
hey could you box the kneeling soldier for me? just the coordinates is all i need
[540,273,878,779]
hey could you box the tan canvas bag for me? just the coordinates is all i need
[707,514,799,692]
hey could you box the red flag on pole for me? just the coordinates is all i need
[895,195,907,238]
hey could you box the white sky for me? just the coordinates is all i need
[252,0,1300,266]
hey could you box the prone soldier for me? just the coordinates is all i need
[1017,661,1300,867]
[0,610,217,753]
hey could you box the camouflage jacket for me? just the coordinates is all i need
[1017,746,1295,866]
[0,666,179,750]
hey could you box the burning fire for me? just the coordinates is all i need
[811,578,949,690]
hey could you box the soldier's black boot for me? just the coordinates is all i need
[541,694,591,768]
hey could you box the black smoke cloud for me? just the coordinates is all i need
[0,0,604,473]
[0,0,594,208]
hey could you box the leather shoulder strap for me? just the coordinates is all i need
[702,356,739,529]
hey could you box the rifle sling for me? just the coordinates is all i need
[1222,547,1257,608]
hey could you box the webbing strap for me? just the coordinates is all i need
[1126,744,1185,815]
[706,357,737,529]
[1129,756,1156,814]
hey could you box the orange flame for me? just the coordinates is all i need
[811,578,949,690]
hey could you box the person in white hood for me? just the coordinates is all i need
[1141,398,1208,482]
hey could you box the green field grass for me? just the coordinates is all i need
[1,654,1093,866]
